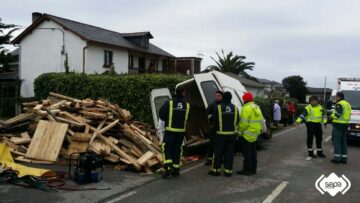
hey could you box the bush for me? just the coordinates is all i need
[254,97,272,122]
[254,97,306,122]
[34,73,189,124]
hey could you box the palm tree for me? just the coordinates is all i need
[0,19,19,72]
[207,50,255,77]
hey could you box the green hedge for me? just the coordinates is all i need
[254,97,306,123]
[34,73,188,124]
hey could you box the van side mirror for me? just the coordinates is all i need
[326,100,333,110]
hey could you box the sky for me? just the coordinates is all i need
[1,0,360,89]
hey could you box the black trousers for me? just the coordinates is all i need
[206,129,216,160]
[162,131,185,169]
[212,134,235,173]
[241,137,257,173]
[306,122,323,151]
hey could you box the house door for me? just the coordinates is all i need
[138,57,145,73]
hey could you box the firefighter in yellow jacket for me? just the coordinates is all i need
[296,96,327,158]
[237,92,263,176]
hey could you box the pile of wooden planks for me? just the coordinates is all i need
[0,92,163,173]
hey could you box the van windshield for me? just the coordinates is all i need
[200,81,220,106]
[343,91,360,110]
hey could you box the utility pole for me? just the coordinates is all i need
[323,77,327,105]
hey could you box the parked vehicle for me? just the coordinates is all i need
[328,78,360,141]
[150,71,271,145]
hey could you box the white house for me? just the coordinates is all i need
[12,12,175,97]
[225,72,266,98]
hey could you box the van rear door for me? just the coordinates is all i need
[150,88,171,134]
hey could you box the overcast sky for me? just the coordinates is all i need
[2,0,360,88]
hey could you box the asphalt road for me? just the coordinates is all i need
[102,125,360,203]
[1,125,359,203]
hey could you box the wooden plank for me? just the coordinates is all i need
[89,119,106,144]
[33,104,43,110]
[130,124,146,136]
[67,140,88,155]
[49,92,81,102]
[10,132,31,145]
[98,120,119,135]
[104,153,120,163]
[49,100,66,110]
[56,117,84,127]
[147,158,160,167]
[71,133,91,142]
[136,151,154,166]
[80,111,107,120]
[25,120,68,162]
[14,156,54,165]
[97,134,141,170]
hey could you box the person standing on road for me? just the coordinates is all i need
[238,92,264,176]
[208,92,239,177]
[288,101,296,125]
[273,100,281,127]
[205,91,223,165]
[296,96,327,158]
[159,87,190,178]
[281,100,289,127]
[329,92,352,164]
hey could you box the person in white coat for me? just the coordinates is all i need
[273,100,281,127]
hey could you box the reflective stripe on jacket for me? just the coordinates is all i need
[239,102,263,142]
[165,99,190,132]
[216,103,239,135]
[296,104,327,123]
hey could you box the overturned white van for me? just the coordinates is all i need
[150,71,269,145]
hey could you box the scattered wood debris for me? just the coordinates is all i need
[0,92,163,173]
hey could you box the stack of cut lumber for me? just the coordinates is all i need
[0,92,162,173]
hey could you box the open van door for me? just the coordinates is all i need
[150,88,171,142]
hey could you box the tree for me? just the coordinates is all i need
[207,49,255,77]
[282,75,308,103]
[0,18,19,72]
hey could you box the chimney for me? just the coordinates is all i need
[32,12,42,23]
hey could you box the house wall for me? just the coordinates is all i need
[128,51,163,73]
[19,20,85,97]
[245,86,266,98]
[86,45,128,74]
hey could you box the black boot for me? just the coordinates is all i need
[208,169,220,176]
[317,151,326,158]
[331,159,340,164]
[172,168,180,177]
[204,158,212,166]
[224,170,233,177]
[308,151,316,158]
[162,164,173,179]
[237,170,252,176]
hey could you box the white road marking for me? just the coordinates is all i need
[105,191,137,203]
[182,161,206,174]
[325,136,332,142]
[262,181,289,203]
[305,157,312,161]
[273,125,303,138]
